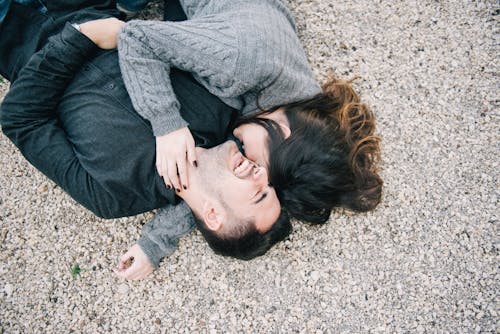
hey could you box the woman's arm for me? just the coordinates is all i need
[117,18,245,136]
[118,18,248,190]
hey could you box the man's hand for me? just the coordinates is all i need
[156,127,197,192]
[79,18,125,49]
[114,244,154,280]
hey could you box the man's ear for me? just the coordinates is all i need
[278,122,291,139]
[201,199,227,232]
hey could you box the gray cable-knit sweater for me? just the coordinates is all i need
[119,0,321,267]
[118,0,321,136]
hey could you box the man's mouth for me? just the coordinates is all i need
[234,157,254,178]
[231,145,254,178]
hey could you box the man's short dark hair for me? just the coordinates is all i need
[193,209,292,260]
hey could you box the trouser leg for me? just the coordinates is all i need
[0,3,53,81]
[0,0,183,81]
[0,1,119,82]
[163,0,186,21]
[116,0,151,13]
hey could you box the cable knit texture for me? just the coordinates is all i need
[137,201,195,268]
[118,0,321,136]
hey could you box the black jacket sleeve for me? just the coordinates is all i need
[0,23,119,217]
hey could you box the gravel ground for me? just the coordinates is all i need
[0,1,498,333]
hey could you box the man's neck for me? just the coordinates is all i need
[176,186,201,214]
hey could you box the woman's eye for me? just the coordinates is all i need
[236,139,246,156]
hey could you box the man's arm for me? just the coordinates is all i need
[1,24,106,212]
[115,201,195,280]
[1,23,97,127]
[0,23,135,218]
[138,201,195,267]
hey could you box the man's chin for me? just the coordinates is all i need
[206,140,235,156]
[195,141,234,171]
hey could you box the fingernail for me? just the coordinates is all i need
[176,188,181,193]
[193,160,198,167]
[166,185,171,189]
[183,185,187,190]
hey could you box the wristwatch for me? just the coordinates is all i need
[71,23,81,32]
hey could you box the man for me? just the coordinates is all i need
[0,0,291,279]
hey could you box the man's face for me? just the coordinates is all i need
[192,141,281,233]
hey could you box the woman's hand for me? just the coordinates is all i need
[79,18,125,49]
[114,244,154,280]
[155,127,197,192]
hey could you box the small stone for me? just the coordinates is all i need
[155,318,161,325]
[39,183,48,193]
[0,229,7,244]
[4,284,13,297]
[117,283,129,294]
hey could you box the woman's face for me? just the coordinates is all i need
[232,122,270,168]
[232,109,290,169]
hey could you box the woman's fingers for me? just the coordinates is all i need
[155,127,197,192]
[186,135,197,169]
[178,132,196,189]
[167,158,181,192]
[156,156,171,190]
[177,152,189,190]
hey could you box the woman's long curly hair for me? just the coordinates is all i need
[235,76,383,224]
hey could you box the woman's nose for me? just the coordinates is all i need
[252,165,267,184]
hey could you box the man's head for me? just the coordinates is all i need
[178,141,291,259]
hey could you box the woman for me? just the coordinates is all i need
[80,0,382,278]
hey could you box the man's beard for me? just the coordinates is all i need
[194,141,232,195]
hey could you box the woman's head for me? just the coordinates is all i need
[232,76,383,224]
[231,108,290,168]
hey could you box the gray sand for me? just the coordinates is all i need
[0,1,498,333]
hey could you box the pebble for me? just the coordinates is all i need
[117,283,129,295]
[4,284,13,297]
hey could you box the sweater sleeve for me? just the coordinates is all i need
[137,201,195,268]
[118,18,243,136]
